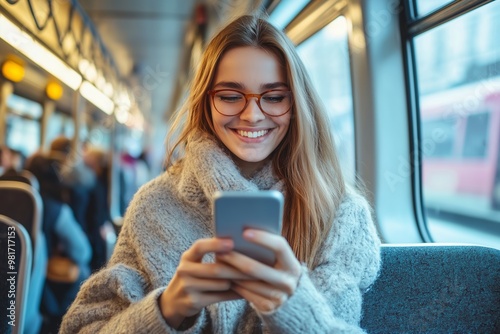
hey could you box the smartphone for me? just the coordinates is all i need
[213,190,284,266]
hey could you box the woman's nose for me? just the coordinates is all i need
[239,97,266,122]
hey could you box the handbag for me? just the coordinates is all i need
[46,255,80,283]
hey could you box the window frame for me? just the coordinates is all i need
[403,0,500,242]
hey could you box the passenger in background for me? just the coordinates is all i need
[26,152,92,334]
[61,14,381,333]
[0,145,10,174]
[0,145,24,176]
[84,147,113,271]
[47,136,96,231]
[119,150,150,215]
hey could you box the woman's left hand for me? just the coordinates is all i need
[216,229,302,312]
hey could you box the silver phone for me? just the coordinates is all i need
[213,190,284,266]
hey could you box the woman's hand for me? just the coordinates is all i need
[216,229,302,313]
[159,238,250,328]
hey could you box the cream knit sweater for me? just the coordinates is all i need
[60,132,381,333]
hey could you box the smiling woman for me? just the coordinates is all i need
[59,14,381,334]
[209,47,292,176]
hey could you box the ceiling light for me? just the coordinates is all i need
[46,81,64,101]
[1,58,25,83]
[0,13,82,90]
[80,81,114,115]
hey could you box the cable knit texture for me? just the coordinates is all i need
[60,131,381,334]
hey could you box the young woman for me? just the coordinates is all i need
[60,15,381,333]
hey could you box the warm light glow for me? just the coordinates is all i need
[78,58,90,74]
[104,82,114,97]
[0,14,82,90]
[125,112,144,130]
[85,63,97,82]
[46,81,64,100]
[115,107,130,124]
[325,16,348,40]
[1,59,25,82]
[287,1,346,44]
[80,81,114,115]
[115,89,132,114]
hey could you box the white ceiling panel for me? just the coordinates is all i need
[79,0,197,124]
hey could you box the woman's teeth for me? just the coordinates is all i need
[237,130,268,138]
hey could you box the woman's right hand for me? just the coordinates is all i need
[159,238,248,328]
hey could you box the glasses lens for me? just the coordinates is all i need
[213,90,246,115]
[260,91,291,116]
[212,90,292,116]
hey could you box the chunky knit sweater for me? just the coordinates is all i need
[60,132,381,333]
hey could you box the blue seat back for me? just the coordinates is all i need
[0,181,42,254]
[361,244,500,333]
[0,170,40,192]
[0,214,32,334]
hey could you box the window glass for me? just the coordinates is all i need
[7,94,42,119]
[415,1,500,247]
[462,112,490,158]
[297,16,355,185]
[415,0,454,17]
[421,118,457,158]
[45,111,68,149]
[6,116,40,158]
[87,126,111,150]
[5,94,41,158]
[267,0,309,31]
[64,116,75,138]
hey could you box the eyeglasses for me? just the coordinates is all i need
[207,89,293,117]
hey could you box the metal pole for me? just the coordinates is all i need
[0,80,14,146]
[40,99,55,151]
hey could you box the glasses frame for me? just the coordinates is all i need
[207,89,293,117]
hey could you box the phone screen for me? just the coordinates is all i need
[213,190,283,266]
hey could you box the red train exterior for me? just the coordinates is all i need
[421,80,500,214]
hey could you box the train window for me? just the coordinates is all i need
[414,1,500,246]
[88,126,111,149]
[462,112,490,158]
[414,0,454,17]
[296,16,355,184]
[421,118,456,158]
[7,94,42,119]
[5,94,41,157]
[45,111,74,147]
[267,0,309,30]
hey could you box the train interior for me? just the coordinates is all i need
[0,0,499,333]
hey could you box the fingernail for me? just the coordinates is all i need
[244,230,255,238]
[222,240,233,249]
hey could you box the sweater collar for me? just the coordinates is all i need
[174,131,284,210]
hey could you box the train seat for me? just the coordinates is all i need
[361,244,500,333]
[0,214,32,334]
[0,181,47,334]
[0,170,40,192]
[0,181,42,252]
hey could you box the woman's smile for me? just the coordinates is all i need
[210,46,291,175]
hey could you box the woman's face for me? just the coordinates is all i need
[210,46,291,176]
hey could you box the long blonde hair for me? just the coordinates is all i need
[166,15,345,268]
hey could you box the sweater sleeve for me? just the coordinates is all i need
[257,194,381,333]
[59,262,208,333]
[59,184,208,334]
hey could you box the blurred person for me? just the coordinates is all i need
[118,150,151,215]
[47,136,96,231]
[61,15,380,333]
[84,147,114,271]
[0,147,24,176]
[26,152,92,333]
[0,145,12,174]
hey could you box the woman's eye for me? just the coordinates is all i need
[263,95,286,103]
[217,94,243,103]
